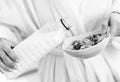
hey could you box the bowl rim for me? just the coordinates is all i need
[62,33,111,52]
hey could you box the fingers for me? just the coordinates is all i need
[101,24,107,33]
[2,39,17,49]
[101,16,110,34]
[0,39,19,72]
[0,51,16,69]
[109,17,118,36]
[0,58,12,72]
[109,12,120,36]
[4,47,19,62]
[6,40,17,49]
[2,39,19,62]
[101,13,110,28]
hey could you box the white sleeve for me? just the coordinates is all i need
[0,25,19,42]
[111,0,120,13]
[0,0,38,43]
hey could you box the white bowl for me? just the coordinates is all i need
[62,30,111,59]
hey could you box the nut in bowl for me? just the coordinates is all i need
[62,29,111,59]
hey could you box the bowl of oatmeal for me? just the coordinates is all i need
[62,29,111,59]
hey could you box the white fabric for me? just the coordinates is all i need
[0,25,18,42]
[0,0,120,82]
[2,22,66,79]
[0,64,39,82]
[111,0,120,13]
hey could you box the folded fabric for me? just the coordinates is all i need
[2,23,66,79]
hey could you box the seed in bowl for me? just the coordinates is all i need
[71,33,107,50]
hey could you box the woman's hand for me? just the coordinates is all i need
[105,12,120,50]
[0,38,19,72]
[109,12,120,37]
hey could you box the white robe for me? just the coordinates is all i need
[0,0,120,82]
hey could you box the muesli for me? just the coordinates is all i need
[70,33,107,50]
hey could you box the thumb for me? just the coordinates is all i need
[109,17,118,36]
[101,12,111,27]
[101,17,110,34]
[10,41,18,49]
[6,40,18,49]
